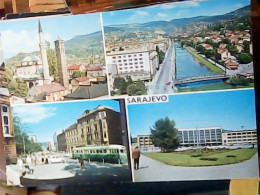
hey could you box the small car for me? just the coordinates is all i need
[166,81,171,85]
[48,155,66,164]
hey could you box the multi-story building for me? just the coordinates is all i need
[0,53,17,165]
[57,131,67,152]
[65,105,123,153]
[222,130,257,146]
[106,48,159,83]
[137,135,160,152]
[178,127,222,146]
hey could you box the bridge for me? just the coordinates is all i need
[175,75,230,85]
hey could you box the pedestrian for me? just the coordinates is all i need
[78,155,86,169]
[25,154,34,174]
[132,146,141,170]
[17,156,25,177]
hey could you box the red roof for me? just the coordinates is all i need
[68,65,81,70]
[35,83,66,93]
[75,77,89,82]
[87,66,104,71]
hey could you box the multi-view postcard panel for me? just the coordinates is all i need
[103,0,254,96]
[0,0,258,188]
[0,13,108,105]
[5,99,131,186]
[127,89,258,182]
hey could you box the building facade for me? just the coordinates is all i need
[57,131,67,152]
[137,135,160,152]
[222,130,257,146]
[106,48,159,84]
[65,105,123,153]
[0,60,17,165]
[178,127,223,146]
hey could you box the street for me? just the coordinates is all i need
[7,155,131,186]
[147,42,176,94]
[133,153,259,182]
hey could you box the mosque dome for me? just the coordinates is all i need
[21,55,42,66]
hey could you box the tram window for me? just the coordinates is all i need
[120,149,124,153]
[90,150,92,153]
[103,149,107,153]
[97,150,99,153]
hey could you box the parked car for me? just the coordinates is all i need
[48,155,65,164]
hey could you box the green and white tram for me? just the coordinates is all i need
[72,145,127,164]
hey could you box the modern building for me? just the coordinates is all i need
[106,48,159,84]
[137,135,160,152]
[65,105,123,153]
[178,127,223,146]
[222,129,257,146]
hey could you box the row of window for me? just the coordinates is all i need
[112,54,143,59]
[1,105,10,135]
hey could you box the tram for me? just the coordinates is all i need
[72,145,127,164]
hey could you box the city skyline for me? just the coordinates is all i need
[0,13,102,59]
[12,99,120,142]
[102,0,250,26]
[127,89,256,137]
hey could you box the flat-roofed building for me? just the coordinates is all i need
[222,129,257,146]
[106,48,158,83]
[177,126,222,146]
[137,135,160,152]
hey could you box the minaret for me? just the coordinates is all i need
[55,37,69,89]
[38,20,52,84]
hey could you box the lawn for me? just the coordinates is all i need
[184,46,223,74]
[143,148,257,166]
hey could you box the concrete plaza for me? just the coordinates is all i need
[133,153,259,182]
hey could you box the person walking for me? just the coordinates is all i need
[132,146,141,170]
[79,155,86,169]
[17,156,25,177]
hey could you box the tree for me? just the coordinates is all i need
[158,50,165,64]
[47,42,59,82]
[195,45,205,54]
[8,78,28,97]
[114,77,125,89]
[229,45,239,55]
[150,117,180,152]
[126,79,146,96]
[72,70,84,79]
[238,53,253,64]
[205,50,215,58]
[119,79,127,94]
[13,116,42,154]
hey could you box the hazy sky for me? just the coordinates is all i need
[102,0,250,26]
[12,99,120,142]
[127,89,256,137]
[0,13,102,59]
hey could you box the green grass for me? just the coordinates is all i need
[184,46,223,74]
[143,148,257,167]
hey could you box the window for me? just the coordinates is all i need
[139,54,143,56]
[1,105,10,135]
[128,55,131,57]
[129,59,132,61]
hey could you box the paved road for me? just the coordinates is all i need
[7,159,131,186]
[147,42,176,94]
[133,153,258,182]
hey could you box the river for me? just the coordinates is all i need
[175,42,234,92]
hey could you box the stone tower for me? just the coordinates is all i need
[38,20,52,84]
[55,37,69,89]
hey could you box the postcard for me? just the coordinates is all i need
[4,98,131,186]
[127,89,258,182]
[102,0,254,96]
[0,13,108,104]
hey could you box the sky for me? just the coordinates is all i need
[127,89,257,137]
[102,0,250,26]
[0,13,102,59]
[12,99,120,142]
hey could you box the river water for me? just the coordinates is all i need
[175,42,234,92]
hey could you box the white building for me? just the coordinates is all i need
[222,130,257,146]
[106,48,159,84]
[28,135,37,143]
[137,135,160,152]
[177,126,223,146]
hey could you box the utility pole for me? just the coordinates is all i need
[23,136,26,154]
